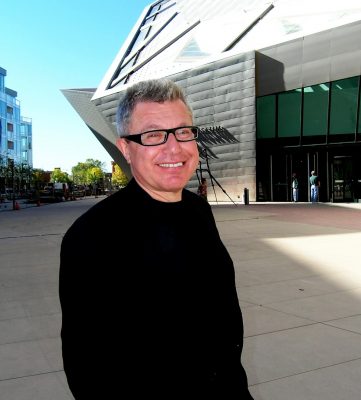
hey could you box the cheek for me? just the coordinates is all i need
[189,147,199,166]
[127,143,155,165]
[132,148,156,166]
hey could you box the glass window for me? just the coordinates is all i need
[330,77,359,135]
[256,95,276,139]
[119,55,138,76]
[14,107,20,120]
[148,0,172,18]
[278,89,301,137]
[0,101,6,115]
[108,0,175,89]
[131,27,151,51]
[303,83,329,136]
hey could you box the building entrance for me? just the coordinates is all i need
[331,156,353,202]
[256,144,361,203]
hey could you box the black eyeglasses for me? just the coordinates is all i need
[124,126,199,146]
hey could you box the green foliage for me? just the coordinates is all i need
[0,157,109,191]
[32,169,50,187]
[0,158,34,192]
[71,159,106,185]
[87,166,103,183]
[112,163,129,187]
[50,168,70,183]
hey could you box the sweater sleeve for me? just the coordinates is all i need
[59,212,120,398]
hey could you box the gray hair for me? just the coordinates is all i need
[116,79,193,137]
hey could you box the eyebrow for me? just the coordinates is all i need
[134,124,192,133]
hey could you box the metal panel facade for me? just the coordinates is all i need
[167,51,256,201]
[257,20,361,96]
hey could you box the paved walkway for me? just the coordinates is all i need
[0,198,360,399]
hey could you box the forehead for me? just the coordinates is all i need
[129,100,192,131]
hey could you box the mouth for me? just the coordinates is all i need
[158,162,184,168]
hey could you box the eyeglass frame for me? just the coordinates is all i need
[123,126,199,146]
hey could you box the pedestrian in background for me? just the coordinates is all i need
[292,172,299,202]
[197,177,208,201]
[310,170,320,203]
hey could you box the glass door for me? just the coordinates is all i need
[332,156,353,202]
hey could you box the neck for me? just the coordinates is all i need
[136,180,182,202]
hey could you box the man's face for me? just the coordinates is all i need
[116,99,199,201]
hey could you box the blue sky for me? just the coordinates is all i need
[0,0,151,173]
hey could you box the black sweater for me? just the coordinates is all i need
[59,179,253,399]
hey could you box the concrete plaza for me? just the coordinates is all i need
[0,197,360,399]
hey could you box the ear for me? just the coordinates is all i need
[116,138,131,164]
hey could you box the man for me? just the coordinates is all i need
[310,170,320,203]
[59,79,253,399]
[292,172,299,202]
[197,177,208,201]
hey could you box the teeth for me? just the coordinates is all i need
[159,162,183,168]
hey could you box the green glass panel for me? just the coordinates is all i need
[303,83,329,136]
[256,95,276,139]
[330,77,359,135]
[278,89,301,137]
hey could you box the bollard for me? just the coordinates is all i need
[243,188,249,205]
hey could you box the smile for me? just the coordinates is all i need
[159,162,183,168]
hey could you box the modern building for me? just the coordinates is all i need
[62,0,361,203]
[0,66,33,168]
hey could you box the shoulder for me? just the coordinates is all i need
[62,182,138,242]
[182,185,208,207]
[183,188,215,220]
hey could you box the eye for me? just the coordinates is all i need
[142,130,166,144]
[176,127,193,138]
[149,131,164,138]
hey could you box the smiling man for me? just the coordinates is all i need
[59,79,253,399]
[116,95,199,201]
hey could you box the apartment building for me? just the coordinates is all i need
[0,66,32,169]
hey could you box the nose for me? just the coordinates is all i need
[165,132,182,151]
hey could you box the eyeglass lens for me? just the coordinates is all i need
[141,127,197,145]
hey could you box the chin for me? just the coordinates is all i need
[161,178,187,191]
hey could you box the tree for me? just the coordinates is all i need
[111,162,129,187]
[84,158,104,169]
[71,159,106,185]
[50,168,70,183]
[72,162,88,185]
[0,158,34,194]
[87,166,103,184]
[32,169,51,189]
